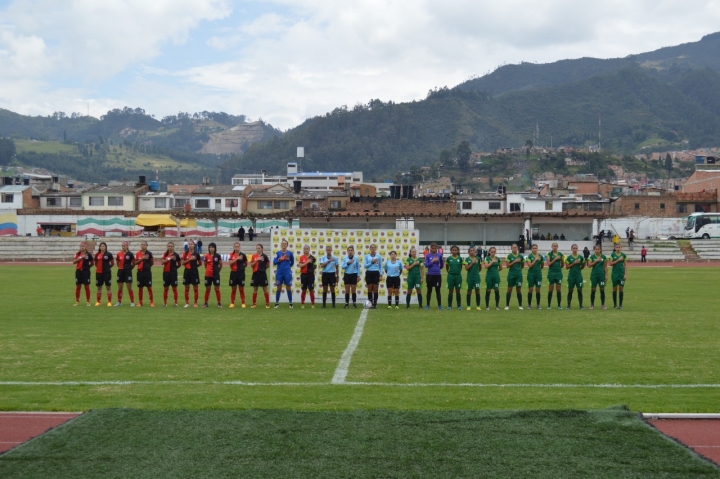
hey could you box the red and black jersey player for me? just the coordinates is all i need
[114,241,135,307]
[94,242,115,306]
[134,240,155,307]
[228,241,248,308]
[161,241,182,307]
[180,238,201,308]
[202,242,223,308]
[72,241,94,306]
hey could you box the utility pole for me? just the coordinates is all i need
[598,115,602,152]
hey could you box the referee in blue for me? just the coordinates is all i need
[363,244,383,308]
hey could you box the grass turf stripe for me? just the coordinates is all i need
[332,308,369,384]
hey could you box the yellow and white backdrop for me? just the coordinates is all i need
[271,228,421,302]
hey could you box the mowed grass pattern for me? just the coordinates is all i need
[1,265,719,411]
[1,408,719,478]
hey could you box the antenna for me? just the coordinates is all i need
[598,115,602,152]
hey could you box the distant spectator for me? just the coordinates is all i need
[641,245,647,262]
[238,226,245,241]
[583,246,590,260]
[612,234,620,245]
[248,227,254,241]
[553,234,559,240]
[547,232,552,240]
[197,238,203,254]
[606,230,612,242]
[36,226,43,236]
[625,227,630,239]
[183,240,189,253]
[560,233,565,241]
[628,231,634,251]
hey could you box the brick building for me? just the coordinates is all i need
[611,191,717,217]
[346,197,456,216]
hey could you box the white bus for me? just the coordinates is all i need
[683,212,720,239]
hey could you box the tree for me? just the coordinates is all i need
[665,153,673,172]
[0,138,16,166]
[456,141,471,173]
[439,149,452,167]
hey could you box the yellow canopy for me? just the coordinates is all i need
[135,214,197,228]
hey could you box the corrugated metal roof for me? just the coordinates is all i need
[0,185,32,193]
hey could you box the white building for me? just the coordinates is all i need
[0,185,40,210]
[137,191,176,212]
[190,185,244,213]
[39,191,83,210]
[232,162,363,192]
[506,193,564,213]
[455,193,506,214]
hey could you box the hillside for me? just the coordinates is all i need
[223,65,720,179]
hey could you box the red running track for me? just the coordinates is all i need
[648,419,720,466]
[0,412,80,454]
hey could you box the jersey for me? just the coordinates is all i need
[342,255,360,275]
[464,256,481,277]
[162,252,181,273]
[363,253,383,272]
[446,255,463,276]
[117,251,134,271]
[229,252,248,272]
[405,257,422,281]
[565,254,585,277]
[75,251,93,271]
[610,252,627,279]
[273,250,295,276]
[251,253,270,273]
[94,252,113,274]
[384,259,402,277]
[204,253,222,277]
[505,253,523,274]
[589,254,607,277]
[299,254,316,275]
[319,255,339,274]
[135,250,153,272]
[181,250,200,270]
[546,251,564,279]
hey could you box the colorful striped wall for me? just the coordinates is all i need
[0,212,18,236]
[77,217,136,237]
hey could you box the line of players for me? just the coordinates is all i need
[72,238,628,310]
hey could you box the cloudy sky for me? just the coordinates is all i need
[1,0,719,130]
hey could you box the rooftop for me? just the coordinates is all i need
[84,185,148,195]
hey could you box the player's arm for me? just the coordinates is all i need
[335,259,339,278]
[603,257,608,282]
[109,255,115,267]
[289,252,295,268]
[273,252,281,266]
[623,255,628,280]
[88,253,94,267]
[420,263,424,282]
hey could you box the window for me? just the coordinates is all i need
[108,196,123,206]
[46,197,61,207]
[461,201,472,210]
[588,203,603,212]
[273,201,289,209]
[154,198,167,209]
[510,202,521,212]
[256,201,273,210]
[660,203,665,210]
[1,193,14,203]
[676,204,687,214]
[195,199,210,209]
[215,199,221,205]
[89,196,104,207]
[634,203,640,210]
[225,199,238,208]
[545,201,553,211]
[309,202,319,209]
[69,197,81,207]
[488,202,501,210]
[174,198,189,208]
[330,200,342,209]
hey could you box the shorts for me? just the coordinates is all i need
[300,272,315,290]
[229,271,245,287]
[137,270,152,288]
[204,275,220,287]
[251,271,268,288]
[322,272,337,287]
[275,272,293,287]
[163,272,178,288]
[507,272,523,288]
[386,276,400,289]
[406,274,422,290]
[75,269,91,285]
[485,273,501,290]
[117,270,133,284]
[568,275,583,289]
[466,275,481,290]
[426,274,442,288]
[547,273,563,285]
[527,272,542,288]
[183,269,200,286]
[365,270,380,285]
[447,274,462,289]
[590,275,606,288]
[95,271,112,287]
[343,273,358,285]
[612,277,625,287]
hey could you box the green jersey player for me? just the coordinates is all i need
[504,243,524,310]
[484,247,502,310]
[564,244,585,310]
[525,244,544,310]
[608,243,628,309]
[445,245,463,310]
[464,247,482,310]
[587,244,608,310]
[546,243,565,310]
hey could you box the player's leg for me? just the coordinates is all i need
[351,284,357,307]
[618,285,624,308]
[515,286,523,309]
[567,286,574,309]
[527,286,534,309]
[505,285,512,309]
[263,285,270,307]
[599,285,606,309]
[494,287,500,309]
[612,285,617,308]
[203,277,211,307]
[252,285,258,308]
[556,284,562,309]
[577,282,583,309]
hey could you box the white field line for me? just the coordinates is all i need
[331,308,369,384]
[643,413,720,419]
[2,380,720,388]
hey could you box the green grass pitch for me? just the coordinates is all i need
[0,264,718,412]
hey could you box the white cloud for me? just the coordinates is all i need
[1,0,720,129]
